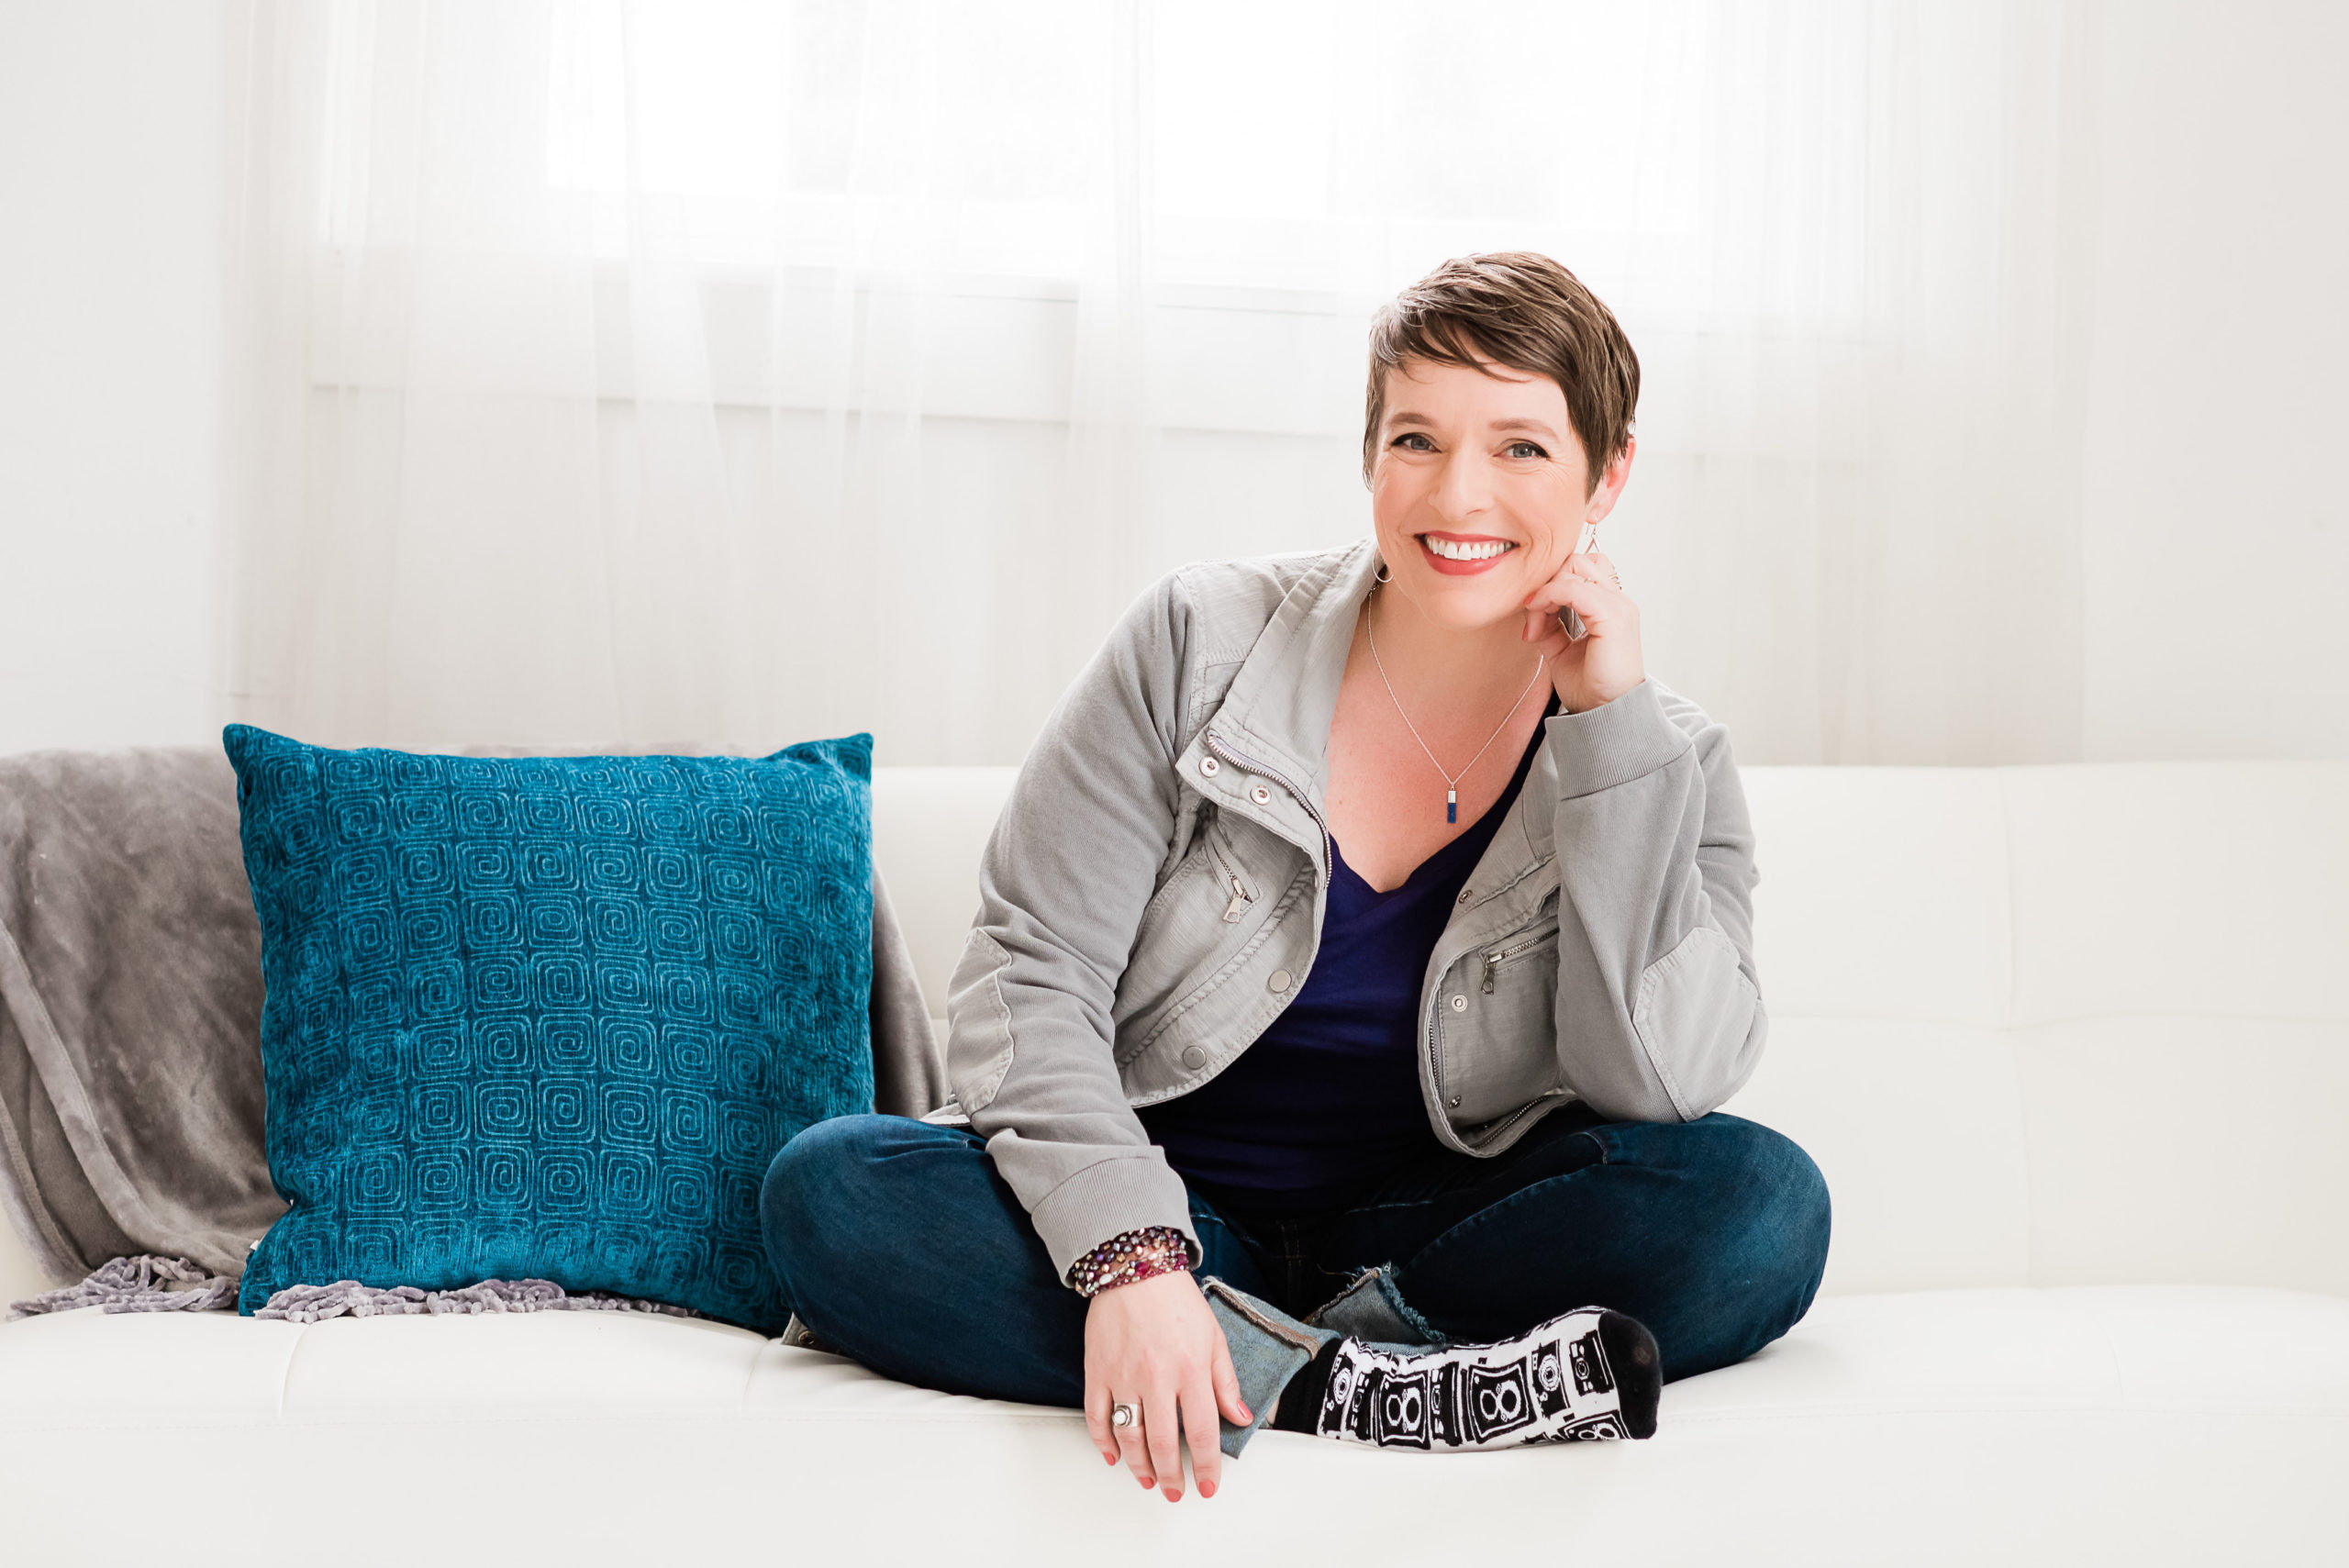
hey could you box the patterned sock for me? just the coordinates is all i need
[1297,1307,1661,1451]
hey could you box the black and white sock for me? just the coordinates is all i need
[1278,1307,1661,1451]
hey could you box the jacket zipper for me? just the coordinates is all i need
[1205,828,1255,923]
[1202,731,1332,881]
[1427,1010,1451,1118]
[1480,929,1554,993]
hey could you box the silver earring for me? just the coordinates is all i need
[1374,560,1392,584]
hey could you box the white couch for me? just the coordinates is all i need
[5,761,2344,1563]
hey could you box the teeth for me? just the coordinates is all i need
[1423,537,1514,562]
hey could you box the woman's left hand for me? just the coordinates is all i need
[1520,548,1644,714]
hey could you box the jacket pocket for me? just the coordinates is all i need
[1441,914,1562,1128]
[1128,838,1213,960]
[1113,812,1276,1058]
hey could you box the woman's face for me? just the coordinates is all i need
[1368,355,1630,633]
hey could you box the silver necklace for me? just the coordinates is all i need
[1364,590,1548,824]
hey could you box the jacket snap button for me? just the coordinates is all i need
[1180,1045,1208,1069]
[1449,1095,1463,1108]
[1448,994,1467,1013]
[1458,890,1473,906]
[1268,969,1292,993]
[1198,756,1220,777]
[1250,784,1271,805]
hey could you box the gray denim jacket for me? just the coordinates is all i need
[941,539,1766,1278]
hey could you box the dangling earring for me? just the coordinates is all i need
[1374,560,1392,585]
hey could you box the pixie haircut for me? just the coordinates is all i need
[1363,251,1641,495]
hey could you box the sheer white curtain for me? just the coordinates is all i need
[229,0,2097,764]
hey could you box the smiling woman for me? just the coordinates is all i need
[1336,255,1648,888]
[763,251,1828,1498]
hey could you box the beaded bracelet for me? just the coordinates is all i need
[1066,1226,1192,1298]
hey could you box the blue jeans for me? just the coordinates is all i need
[762,1103,1830,1427]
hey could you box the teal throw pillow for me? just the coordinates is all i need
[225,725,875,1332]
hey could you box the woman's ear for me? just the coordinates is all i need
[1586,436,1636,522]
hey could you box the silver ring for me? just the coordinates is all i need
[1110,1401,1138,1429]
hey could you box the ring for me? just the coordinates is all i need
[1110,1402,1138,1429]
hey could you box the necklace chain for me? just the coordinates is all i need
[1364,588,1547,823]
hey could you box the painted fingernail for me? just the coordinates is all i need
[1163,1486,1182,1502]
[1104,1452,1119,1465]
[1138,1475,1154,1488]
[1200,1481,1218,1499]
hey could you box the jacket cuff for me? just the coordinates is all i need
[1544,678,1690,798]
[1029,1151,1200,1282]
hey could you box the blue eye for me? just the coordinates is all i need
[1392,432,1436,451]
[1506,440,1547,460]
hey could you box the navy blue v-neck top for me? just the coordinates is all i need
[1138,702,1555,1217]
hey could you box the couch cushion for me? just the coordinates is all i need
[1738,767,2012,1026]
[3,1287,2340,1562]
[1717,1017,2032,1296]
[870,764,1017,1027]
[1724,761,2349,1299]
[2016,1014,2349,1295]
[2002,762,2349,1027]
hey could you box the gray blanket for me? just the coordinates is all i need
[0,744,945,1291]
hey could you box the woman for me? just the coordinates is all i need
[763,252,1830,1501]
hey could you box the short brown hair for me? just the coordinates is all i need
[1363,251,1640,495]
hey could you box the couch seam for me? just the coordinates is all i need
[1995,768,2045,1289]
[273,1320,309,1420]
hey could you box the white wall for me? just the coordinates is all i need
[0,1,2343,763]
[0,1,232,755]
[2079,0,2349,761]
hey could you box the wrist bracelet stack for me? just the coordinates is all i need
[1066,1226,1191,1297]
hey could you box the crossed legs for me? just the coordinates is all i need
[761,1105,1829,1410]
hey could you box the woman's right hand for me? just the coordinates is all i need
[1083,1270,1252,1501]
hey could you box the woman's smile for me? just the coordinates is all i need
[1418,531,1519,573]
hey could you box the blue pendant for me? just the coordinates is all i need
[1446,789,1457,824]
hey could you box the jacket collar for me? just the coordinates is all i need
[1206,539,1379,799]
[1205,539,1561,884]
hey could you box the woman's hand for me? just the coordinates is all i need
[1083,1270,1252,1501]
[1520,545,1643,713]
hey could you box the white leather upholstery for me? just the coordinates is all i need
[1725,762,2349,1301]
[4,760,2344,1562]
[2,1287,2341,1562]
[871,764,1017,1039]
